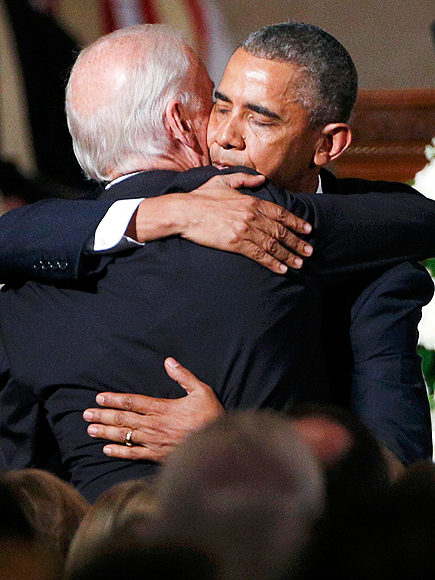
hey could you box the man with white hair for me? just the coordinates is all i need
[2,25,435,500]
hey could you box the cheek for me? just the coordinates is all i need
[248,138,286,174]
[206,109,219,144]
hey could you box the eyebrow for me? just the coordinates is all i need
[214,90,281,121]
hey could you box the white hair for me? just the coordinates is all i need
[65,25,201,182]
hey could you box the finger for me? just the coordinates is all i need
[83,407,143,427]
[272,224,313,258]
[87,424,169,462]
[87,421,163,446]
[238,240,293,274]
[164,357,210,395]
[102,444,162,462]
[216,172,265,190]
[252,222,313,259]
[94,391,166,414]
[258,200,312,234]
[87,423,127,441]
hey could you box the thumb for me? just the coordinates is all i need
[164,357,207,395]
[219,172,265,190]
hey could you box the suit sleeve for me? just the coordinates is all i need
[0,338,72,478]
[0,338,52,470]
[2,175,435,284]
[284,189,435,280]
[349,261,434,464]
[0,198,114,282]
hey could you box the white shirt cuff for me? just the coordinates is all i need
[93,198,145,252]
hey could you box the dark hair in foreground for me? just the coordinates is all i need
[241,22,358,127]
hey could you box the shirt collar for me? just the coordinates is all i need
[105,172,142,189]
[316,174,323,194]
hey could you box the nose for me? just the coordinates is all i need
[213,115,245,150]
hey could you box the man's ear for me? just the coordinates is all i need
[313,123,353,167]
[165,99,197,150]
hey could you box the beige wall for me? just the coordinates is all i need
[219,0,435,88]
[55,0,435,89]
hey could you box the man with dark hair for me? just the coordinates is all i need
[241,22,358,127]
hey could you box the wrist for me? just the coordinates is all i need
[134,194,188,242]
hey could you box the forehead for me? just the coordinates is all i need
[219,48,305,112]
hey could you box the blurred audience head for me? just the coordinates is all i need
[287,404,390,510]
[1,469,89,571]
[154,410,324,580]
[0,478,62,580]
[65,478,159,578]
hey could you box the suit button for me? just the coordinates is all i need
[59,261,68,271]
[33,260,43,270]
[41,262,50,271]
[50,261,60,270]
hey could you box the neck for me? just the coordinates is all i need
[283,168,320,194]
[107,147,208,181]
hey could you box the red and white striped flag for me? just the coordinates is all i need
[100,0,234,84]
[35,0,234,85]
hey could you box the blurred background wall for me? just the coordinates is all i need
[55,0,435,88]
[218,0,435,89]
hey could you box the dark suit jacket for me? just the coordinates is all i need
[1,166,435,500]
[320,170,433,464]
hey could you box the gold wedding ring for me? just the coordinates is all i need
[124,429,134,447]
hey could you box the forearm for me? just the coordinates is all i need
[126,194,195,242]
[126,172,314,274]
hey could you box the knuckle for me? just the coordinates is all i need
[285,233,299,250]
[275,207,288,222]
[294,238,305,252]
[240,204,254,221]
[274,224,287,241]
[123,395,134,411]
[114,411,126,426]
[293,216,305,229]
[251,245,265,261]
[244,197,258,213]
[233,221,250,237]
[151,399,164,414]
[265,238,280,254]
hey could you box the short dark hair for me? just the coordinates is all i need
[240,22,358,127]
